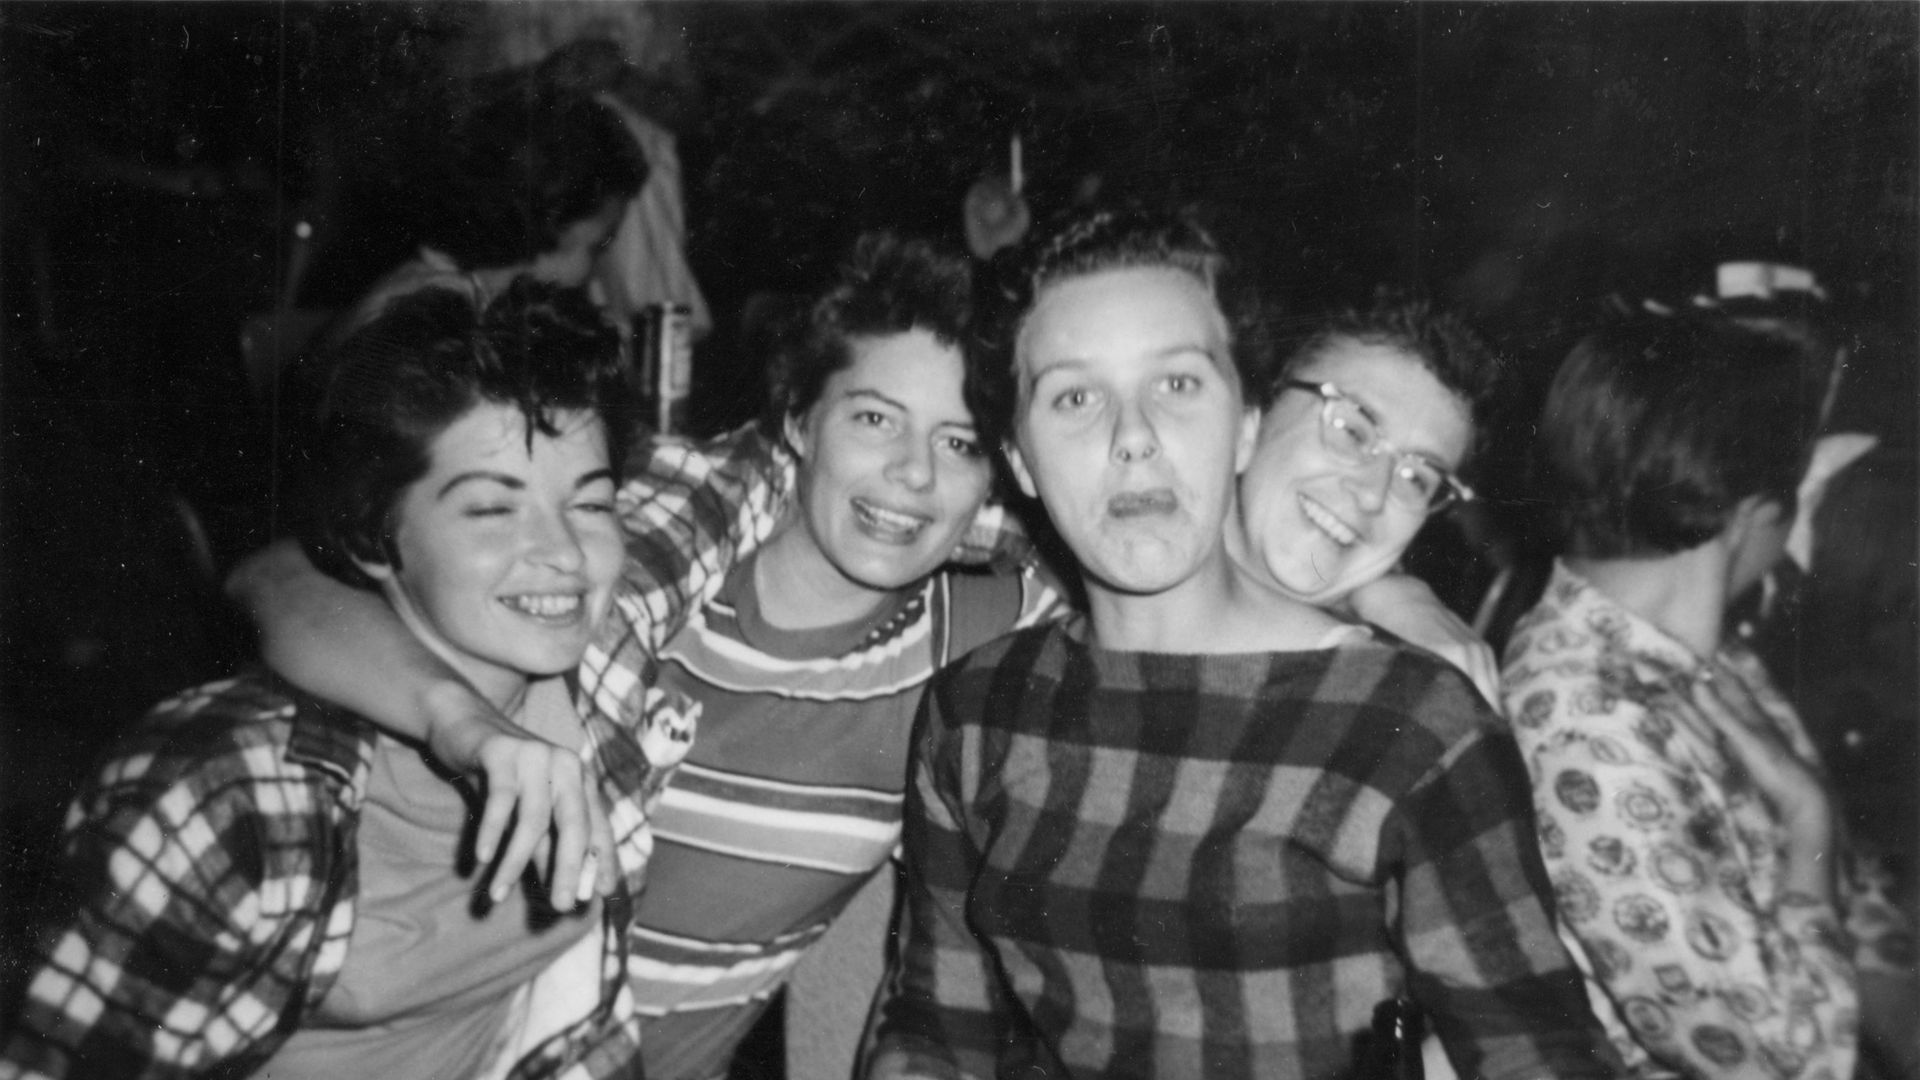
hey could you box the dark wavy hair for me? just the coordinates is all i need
[299,279,630,589]
[760,231,979,440]
[972,203,1255,447]
[1541,312,1821,558]
[1265,296,1507,466]
[419,86,647,271]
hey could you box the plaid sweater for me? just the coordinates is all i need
[876,619,1622,1080]
[1,671,651,1080]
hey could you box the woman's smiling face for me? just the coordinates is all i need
[366,402,622,706]
[784,328,994,604]
[1238,339,1472,606]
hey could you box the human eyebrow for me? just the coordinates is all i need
[840,387,908,412]
[575,468,616,490]
[437,471,526,499]
[1024,357,1091,388]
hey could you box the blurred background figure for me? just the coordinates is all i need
[1501,311,1920,1080]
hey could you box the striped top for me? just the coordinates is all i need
[876,618,1623,1080]
[628,555,1059,1080]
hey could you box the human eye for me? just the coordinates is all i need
[1325,401,1374,454]
[1395,459,1442,504]
[1162,372,1204,395]
[943,433,985,459]
[1050,386,1098,413]
[462,499,517,520]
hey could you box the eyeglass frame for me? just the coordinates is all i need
[1275,378,1475,512]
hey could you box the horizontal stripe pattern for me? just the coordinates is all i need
[630,565,1040,1080]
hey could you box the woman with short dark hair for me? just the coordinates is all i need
[3,281,655,1080]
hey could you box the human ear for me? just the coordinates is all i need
[782,412,811,461]
[1005,440,1039,500]
[1233,406,1260,475]
[351,551,398,585]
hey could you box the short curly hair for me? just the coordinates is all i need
[1265,297,1506,465]
[972,203,1257,446]
[760,231,979,440]
[299,279,631,589]
[1541,312,1821,558]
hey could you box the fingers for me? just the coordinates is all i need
[585,781,618,898]
[488,760,554,904]
[542,760,591,911]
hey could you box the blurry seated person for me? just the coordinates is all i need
[1500,312,1920,1080]
[327,80,646,350]
[868,205,1618,1080]
[1,282,659,1079]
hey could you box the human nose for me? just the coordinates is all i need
[524,506,586,572]
[1342,451,1394,513]
[1109,396,1159,464]
[885,435,935,492]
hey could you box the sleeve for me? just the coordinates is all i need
[2,770,322,1079]
[1504,659,1856,1080]
[580,424,793,761]
[869,682,1006,1080]
[611,422,794,657]
[1390,674,1623,1080]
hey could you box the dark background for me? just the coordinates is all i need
[3,1,1915,998]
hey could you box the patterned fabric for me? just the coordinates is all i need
[553,422,1050,1079]
[576,423,1033,858]
[629,557,1058,1080]
[0,671,649,1080]
[1501,561,1873,1080]
[876,618,1620,1080]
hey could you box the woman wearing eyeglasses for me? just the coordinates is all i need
[1232,301,1490,620]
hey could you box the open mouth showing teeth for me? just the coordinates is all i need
[502,594,584,619]
[853,498,928,539]
[1300,495,1358,547]
[1109,490,1178,518]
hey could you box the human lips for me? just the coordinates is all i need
[500,591,590,625]
[1299,493,1359,547]
[1107,489,1179,519]
[852,497,932,544]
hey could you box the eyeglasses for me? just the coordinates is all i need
[1278,379,1474,512]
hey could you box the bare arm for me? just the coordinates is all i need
[225,539,612,906]
[1348,572,1500,704]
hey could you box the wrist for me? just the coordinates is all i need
[419,678,509,772]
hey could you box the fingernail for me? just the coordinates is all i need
[576,851,599,906]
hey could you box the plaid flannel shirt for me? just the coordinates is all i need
[1,671,650,1080]
[576,422,1027,783]
[877,620,1622,1080]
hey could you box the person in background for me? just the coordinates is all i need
[2,282,657,1079]
[1500,312,1920,1080]
[326,78,648,348]
[868,205,1618,1080]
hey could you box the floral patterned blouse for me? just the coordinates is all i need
[1499,561,1902,1080]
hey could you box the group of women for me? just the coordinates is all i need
[2,192,1906,1080]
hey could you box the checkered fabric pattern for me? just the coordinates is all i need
[876,620,1622,1080]
[1,671,648,1080]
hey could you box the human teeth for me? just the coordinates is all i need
[855,500,925,533]
[1301,497,1358,546]
[504,594,582,617]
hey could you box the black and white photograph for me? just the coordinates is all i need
[2,4,1915,1079]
